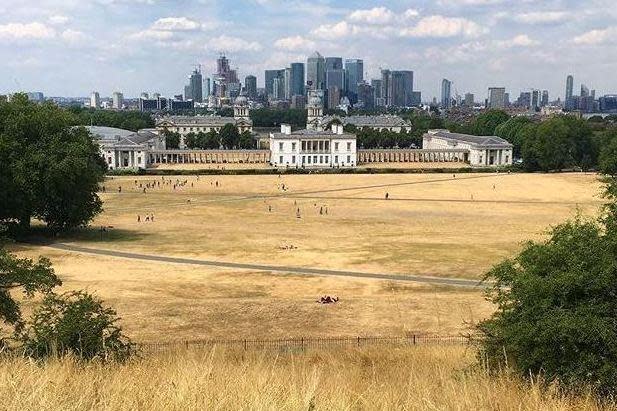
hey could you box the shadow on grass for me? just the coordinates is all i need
[19,225,149,246]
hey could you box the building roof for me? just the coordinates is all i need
[322,115,410,128]
[426,130,512,148]
[86,126,159,148]
[156,115,252,127]
[271,128,355,140]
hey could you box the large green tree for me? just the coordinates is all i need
[0,94,105,233]
[494,116,533,158]
[471,110,510,136]
[598,132,617,176]
[220,124,240,149]
[478,179,617,395]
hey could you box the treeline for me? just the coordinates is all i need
[249,108,307,128]
[165,124,254,150]
[69,106,154,131]
[441,109,617,173]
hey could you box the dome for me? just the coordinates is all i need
[234,96,248,106]
[308,95,322,107]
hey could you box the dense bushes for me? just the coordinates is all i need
[478,178,617,395]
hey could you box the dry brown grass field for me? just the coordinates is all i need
[1,346,611,410]
[11,172,604,342]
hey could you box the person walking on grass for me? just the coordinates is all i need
[385,192,389,200]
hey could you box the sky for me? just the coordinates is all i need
[1,0,616,101]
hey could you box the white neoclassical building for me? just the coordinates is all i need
[87,126,166,170]
[269,123,357,168]
[320,114,412,132]
[422,129,513,166]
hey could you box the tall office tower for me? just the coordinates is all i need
[464,93,474,107]
[565,74,574,110]
[581,84,589,97]
[389,70,413,107]
[441,79,452,109]
[356,82,374,109]
[112,91,123,109]
[90,91,100,109]
[531,90,540,110]
[272,77,285,100]
[381,70,392,106]
[487,87,506,109]
[265,69,284,97]
[517,92,531,108]
[187,68,203,102]
[215,54,239,98]
[345,59,363,101]
[325,57,343,71]
[306,51,325,90]
[327,86,342,109]
[541,90,549,107]
[289,62,305,97]
[326,69,345,94]
[140,92,149,99]
[204,78,211,97]
[371,79,383,101]
[283,67,292,100]
[244,75,257,99]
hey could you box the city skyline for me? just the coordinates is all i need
[1,0,616,99]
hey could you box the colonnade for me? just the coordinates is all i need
[149,150,270,164]
[357,149,469,164]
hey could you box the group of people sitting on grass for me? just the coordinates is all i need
[317,295,339,304]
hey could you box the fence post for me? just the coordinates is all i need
[357,336,360,346]
[413,335,416,345]
[301,337,304,350]
[244,339,247,350]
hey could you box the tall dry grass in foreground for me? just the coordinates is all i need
[1,346,611,410]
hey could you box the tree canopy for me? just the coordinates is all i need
[478,178,617,395]
[69,107,154,131]
[0,94,106,234]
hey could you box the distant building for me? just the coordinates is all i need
[565,75,574,110]
[541,90,549,107]
[327,86,342,109]
[87,126,165,170]
[269,123,356,168]
[291,95,306,109]
[26,92,45,103]
[464,93,474,107]
[599,95,617,112]
[265,69,284,97]
[410,91,422,107]
[344,59,363,102]
[307,51,325,90]
[325,57,343,71]
[487,87,506,109]
[423,129,513,166]
[321,114,411,132]
[112,92,124,110]
[289,63,305,97]
[357,82,375,109]
[186,68,203,103]
[244,75,257,100]
[90,92,100,109]
[441,79,452,109]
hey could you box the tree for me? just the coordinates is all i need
[495,116,533,158]
[471,110,510,136]
[184,132,198,149]
[0,94,105,234]
[220,124,240,149]
[0,248,61,336]
[23,290,134,361]
[238,131,254,149]
[164,130,181,149]
[477,180,617,395]
[203,131,220,149]
[599,135,617,176]
[69,107,154,131]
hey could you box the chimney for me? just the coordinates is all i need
[331,123,343,134]
[280,124,291,135]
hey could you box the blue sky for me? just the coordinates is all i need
[1,0,616,100]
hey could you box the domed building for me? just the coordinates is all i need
[306,92,324,131]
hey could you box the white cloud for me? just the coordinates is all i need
[403,9,420,19]
[438,0,504,5]
[311,21,354,39]
[151,17,201,31]
[48,15,70,25]
[400,15,486,38]
[0,22,56,41]
[348,7,395,25]
[274,35,315,51]
[514,11,569,24]
[207,35,262,52]
[61,29,87,44]
[129,29,175,41]
[573,27,617,45]
[497,34,539,48]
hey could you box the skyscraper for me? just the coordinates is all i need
[112,91,123,109]
[265,69,284,97]
[244,75,257,100]
[565,75,574,110]
[488,87,506,109]
[187,68,203,102]
[464,93,474,107]
[306,51,325,90]
[541,90,549,107]
[441,79,452,109]
[381,70,392,106]
[357,82,374,109]
[326,69,345,94]
[289,63,305,97]
[389,70,413,107]
[90,91,100,109]
[325,57,343,71]
[345,59,363,101]
[531,89,540,110]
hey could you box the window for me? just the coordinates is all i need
[505,155,509,163]
[313,155,317,163]
[183,127,187,132]
[137,157,142,164]
[292,142,296,151]
[334,155,338,163]
[279,142,284,151]
[279,156,283,164]
[107,157,112,164]
[302,156,305,164]
[292,155,296,164]
[319,155,323,163]
[479,155,483,163]
[325,156,329,164]
[347,155,350,163]
[334,142,339,151]
[308,156,311,164]
[347,142,351,151]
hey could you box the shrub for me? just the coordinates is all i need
[23,291,134,361]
